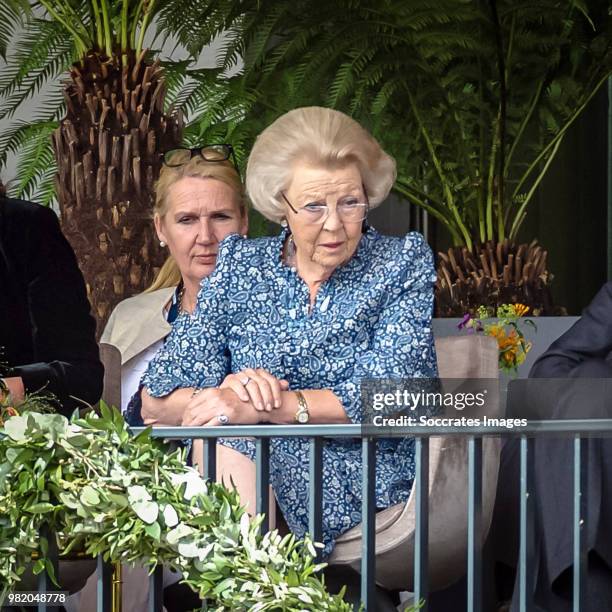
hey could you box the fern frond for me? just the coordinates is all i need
[0,18,76,123]
[160,59,195,112]
[155,0,235,58]
[0,120,58,168]
[0,80,67,124]
[215,21,245,73]
[1,121,58,202]
[0,0,31,61]
[29,164,58,208]
[242,4,290,71]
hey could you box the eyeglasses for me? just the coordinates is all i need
[281,187,369,225]
[162,144,238,169]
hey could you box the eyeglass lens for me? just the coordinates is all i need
[301,199,367,223]
[163,144,232,167]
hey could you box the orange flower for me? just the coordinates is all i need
[487,324,505,339]
[513,304,530,317]
[502,352,515,365]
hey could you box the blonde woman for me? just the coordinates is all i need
[71,146,248,612]
[101,145,248,415]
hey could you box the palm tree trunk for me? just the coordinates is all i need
[435,239,557,316]
[53,49,182,335]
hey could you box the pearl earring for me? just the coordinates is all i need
[159,241,166,247]
[280,218,287,228]
[242,234,247,238]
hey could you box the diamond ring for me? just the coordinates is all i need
[218,414,230,425]
[240,376,251,386]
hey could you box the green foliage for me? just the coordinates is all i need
[4,0,608,246]
[186,0,612,247]
[0,120,59,205]
[0,0,276,239]
[0,405,354,610]
[0,0,29,61]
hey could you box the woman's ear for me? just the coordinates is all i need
[239,209,249,237]
[154,214,167,244]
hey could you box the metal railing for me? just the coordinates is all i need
[31,419,612,612]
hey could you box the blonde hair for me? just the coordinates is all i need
[146,156,246,292]
[246,107,396,223]
[146,255,182,293]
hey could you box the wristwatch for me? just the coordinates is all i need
[294,391,310,424]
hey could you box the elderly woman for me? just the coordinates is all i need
[102,145,248,416]
[139,107,437,555]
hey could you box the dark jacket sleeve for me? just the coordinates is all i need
[530,282,612,378]
[11,205,103,414]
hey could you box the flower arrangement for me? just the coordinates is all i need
[0,402,358,610]
[458,304,536,375]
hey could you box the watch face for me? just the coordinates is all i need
[297,411,309,424]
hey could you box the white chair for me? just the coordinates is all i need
[328,334,501,592]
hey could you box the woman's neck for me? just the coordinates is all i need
[181,279,200,314]
[294,254,333,307]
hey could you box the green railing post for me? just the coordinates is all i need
[360,436,376,608]
[96,555,112,612]
[519,436,535,612]
[573,436,589,610]
[255,437,271,533]
[468,436,483,612]
[414,436,429,611]
[308,437,323,550]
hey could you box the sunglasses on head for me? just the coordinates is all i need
[162,144,238,170]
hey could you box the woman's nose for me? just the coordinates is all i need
[196,218,213,243]
[322,206,343,231]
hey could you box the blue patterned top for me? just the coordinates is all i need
[141,226,438,554]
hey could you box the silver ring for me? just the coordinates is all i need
[218,414,230,425]
[240,376,251,386]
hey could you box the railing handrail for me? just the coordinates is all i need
[130,418,612,438]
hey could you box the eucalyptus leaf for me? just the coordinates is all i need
[81,485,101,507]
[133,500,159,524]
[144,522,161,541]
[26,502,55,514]
[3,417,27,441]
[127,485,152,503]
[162,504,179,528]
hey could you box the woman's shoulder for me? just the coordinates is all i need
[101,287,174,343]
[367,229,434,271]
[217,232,279,260]
[110,287,175,316]
[207,233,281,287]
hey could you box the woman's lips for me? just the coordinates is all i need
[320,242,344,250]
[194,254,217,262]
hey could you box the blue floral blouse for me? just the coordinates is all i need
[141,226,438,555]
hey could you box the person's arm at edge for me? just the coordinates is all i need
[530,281,612,378]
[11,204,103,413]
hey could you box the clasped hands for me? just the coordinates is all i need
[181,368,289,427]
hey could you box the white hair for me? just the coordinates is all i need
[246,107,397,223]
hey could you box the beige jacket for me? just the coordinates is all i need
[100,287,174,365]
[80,287,178,612]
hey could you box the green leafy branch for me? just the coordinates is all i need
[0,405,356,610]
